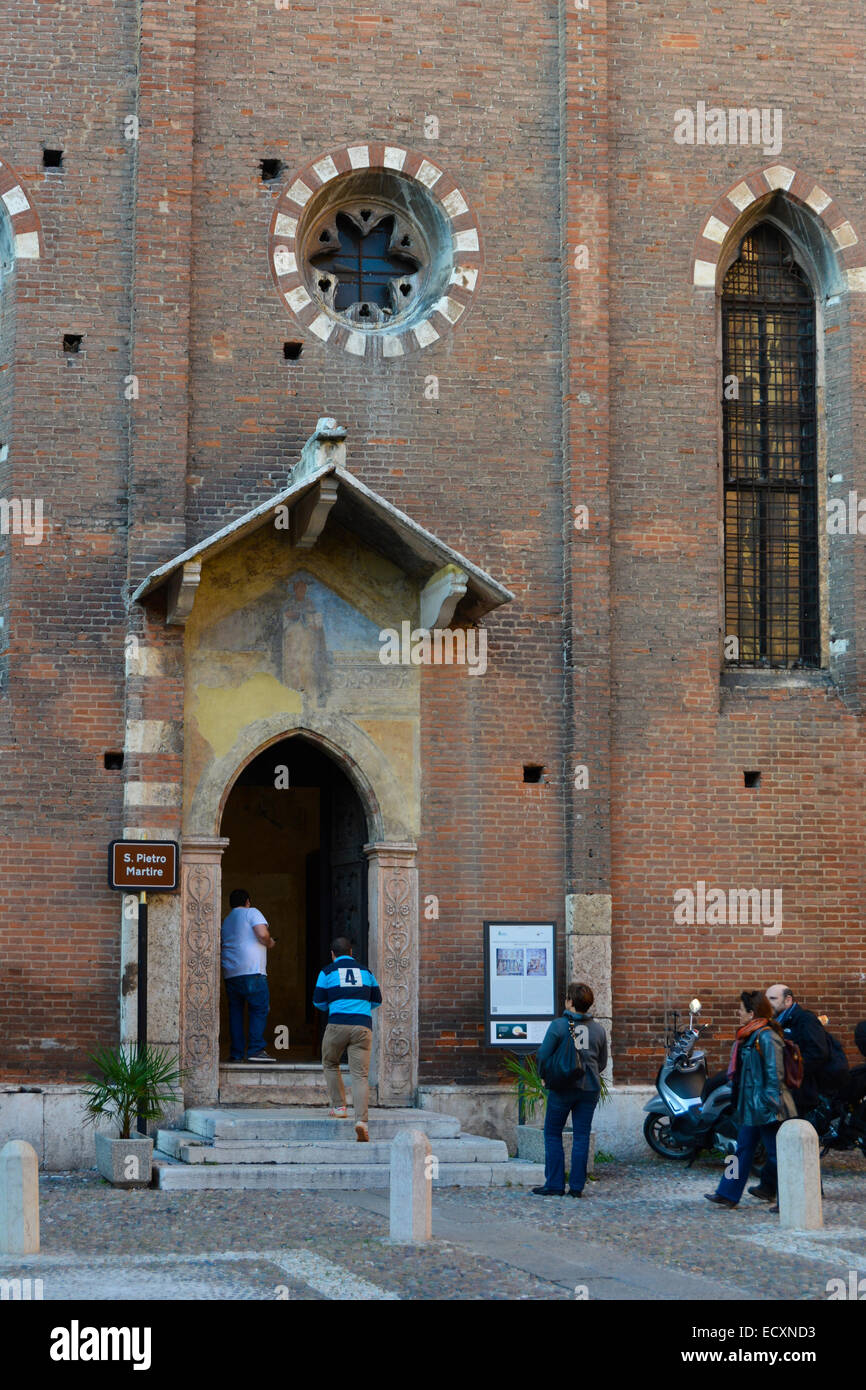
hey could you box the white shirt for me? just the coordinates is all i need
[220,906,268,978]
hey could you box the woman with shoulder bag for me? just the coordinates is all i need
[705,989,796,1210]
[531,982,608,1199]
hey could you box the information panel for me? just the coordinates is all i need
[483,920,556,1049]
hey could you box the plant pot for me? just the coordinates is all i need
[516,1124,596,1174]
[94,1132,154,1188]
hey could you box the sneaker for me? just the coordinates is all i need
[531,1186,564,1196]
[567,1190,583,1198]
[355,1122,369,1142]
[748,1184,775,1201]
[247,1052,277,1063]
[704,1193,737,1208]
[328,1107,348,1119]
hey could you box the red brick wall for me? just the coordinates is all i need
[4,0,866,1091]
[607,2,866,1076]
[0,2,137,1079]
[184,0,568,1082]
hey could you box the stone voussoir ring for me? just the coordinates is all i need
[268,141,482,360]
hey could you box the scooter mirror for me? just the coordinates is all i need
[689,998,702,1014]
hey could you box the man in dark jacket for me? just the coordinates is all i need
[748,983,829,1202]
[531,982,608,1199]
[766,984,828,1112]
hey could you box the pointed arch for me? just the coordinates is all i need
[0,154,44,262]
[691,166,864,294]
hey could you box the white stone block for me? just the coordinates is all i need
[727,182,756,212]
[693,259,717,288]
[389,1129,432,1243]
[1,185,30,216]
[777,1119,823,1230]
[0,1140,39,1254]
[702,215,730,244]
[806,186,832,215]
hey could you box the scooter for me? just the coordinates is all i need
[643,998,742,1162]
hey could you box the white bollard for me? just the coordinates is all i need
[0,1139,40,1254]
[777,1119,823,1230]
[389,1129,432,1244]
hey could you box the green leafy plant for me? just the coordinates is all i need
[81,1044,184,1140]
[503,1052,547,1121]
[504,1051,610,1123]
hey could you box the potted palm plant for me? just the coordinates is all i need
[504,1052,609,1167]
[82,1044,184,1187]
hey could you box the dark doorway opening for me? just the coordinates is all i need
[219,737,369,1062]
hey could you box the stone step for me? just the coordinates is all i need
[155,1129,508,1166]
[183,1107,461,1142]
[218,1064,375,1108]
[153,1155,545,1190]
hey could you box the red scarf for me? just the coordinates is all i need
[727,1017,768,1078]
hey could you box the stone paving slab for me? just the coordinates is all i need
[6,1172,565,1301]
[5,1152,863,1302]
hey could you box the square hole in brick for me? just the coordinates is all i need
[744,770,761,788]
[62,334,83,354]
[104,752,124,770]
[523,764,545,784]
[283,341,303,361]
[43,149,64,169]
[260,158,283,182]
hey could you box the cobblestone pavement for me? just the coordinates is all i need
[1,1152,863,1300]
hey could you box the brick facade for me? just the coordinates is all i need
[1,1,865,1089]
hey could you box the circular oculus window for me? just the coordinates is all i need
[269,143,481,359]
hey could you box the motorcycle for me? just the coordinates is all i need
[643,998,750,1165]
[812,1019,866,1159]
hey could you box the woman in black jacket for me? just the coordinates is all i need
[705,990,795,1209]
[531,982,608,1198]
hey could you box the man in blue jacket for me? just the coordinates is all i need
[313,937,382,1141]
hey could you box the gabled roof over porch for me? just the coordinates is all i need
[131,418,513,628]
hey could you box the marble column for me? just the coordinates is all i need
[179,837,229,1106]
[365,842,419,1106]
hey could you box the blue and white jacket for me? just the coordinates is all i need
[313,955,382,1029]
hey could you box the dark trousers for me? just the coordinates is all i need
[543,1087,599,1194]
[716,1122,780,1203]
[225,973,269,1059]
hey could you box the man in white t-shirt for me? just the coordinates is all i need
[220,888,276,1063]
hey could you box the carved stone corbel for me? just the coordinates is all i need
[291,476,339,550]
[166,559,202,627]
[420,564,468,629]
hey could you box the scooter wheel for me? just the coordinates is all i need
[643,1112,694,1160]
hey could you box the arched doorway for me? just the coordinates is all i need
[218,735,369,1062]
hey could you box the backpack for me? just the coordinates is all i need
[820,1030,850,1092]
[782,1037,804,1091]
[540,1020,586,1092]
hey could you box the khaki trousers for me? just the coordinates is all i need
[321,1023,372,1123]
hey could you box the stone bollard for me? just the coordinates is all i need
[0,1139,40,1254]
[389,1129,432,1244]
[777,1119,823,1231]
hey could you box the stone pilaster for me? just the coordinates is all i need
[566,892,612,1081]
[365,842,418,1106]
[179,837,229,1106]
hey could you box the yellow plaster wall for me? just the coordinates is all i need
[182,519,420,832]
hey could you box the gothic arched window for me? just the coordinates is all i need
[722,223,820,667]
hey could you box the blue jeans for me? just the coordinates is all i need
[716,1121,780,1203]
[543,1087,599,1194]
[225,974,269,1059]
